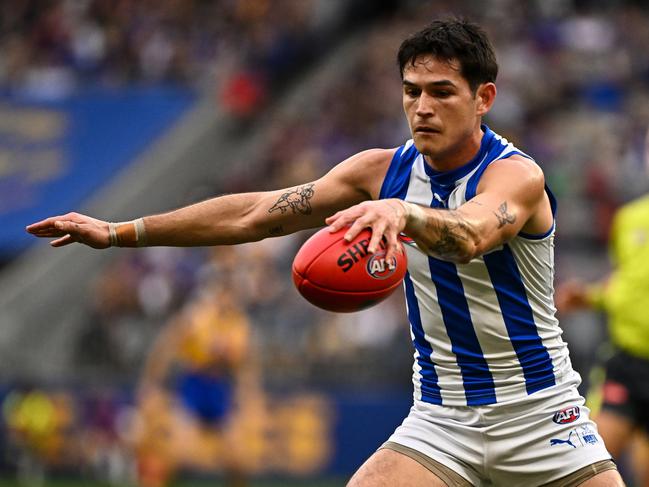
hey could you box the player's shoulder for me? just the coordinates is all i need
[480,153,545,193]
[325,147,400,201]
[488,152,543,175]
[332,147,399,182]
[346,147,399,167]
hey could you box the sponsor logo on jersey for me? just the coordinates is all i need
[577,425,599,445]
[432,192,448,208]
[553,406,580,424]
[366,252,397,280]
[550,430,577,449]
[550,425,599,449]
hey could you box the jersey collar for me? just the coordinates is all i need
[422,124,495,187]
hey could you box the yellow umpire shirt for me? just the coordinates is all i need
[589,194,649,359]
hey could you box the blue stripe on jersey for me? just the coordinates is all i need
[518,185,558,239]
[518,222,555,240]
[422,125,496,189]
[428,257,497,405]
[483,245,556,395]
[404,272,442,404]
[379,143,418,200]
[463,127,536,201]
[500,150,534,161]
[464,150,529,201]
[426,166,497,405]
[545,184,558,216]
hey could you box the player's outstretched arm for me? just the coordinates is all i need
[328,155,551,264]
[26,149,394,249]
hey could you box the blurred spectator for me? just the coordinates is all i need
[0,0,332,109]
[78,387,135,486]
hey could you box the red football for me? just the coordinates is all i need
[292,227,408,313]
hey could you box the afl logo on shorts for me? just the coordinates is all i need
[366,252,397,280]
[553,406,580,424]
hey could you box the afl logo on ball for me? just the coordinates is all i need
[366,252,397,280]
[553,406,580,424]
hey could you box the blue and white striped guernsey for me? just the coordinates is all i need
[380,125,577,406]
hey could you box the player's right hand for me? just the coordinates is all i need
[325,198,408,265]
[26,212,110,249]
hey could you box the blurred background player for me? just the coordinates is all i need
[556,131,649,485]
[135,277,259,487]
[3,385,77,485]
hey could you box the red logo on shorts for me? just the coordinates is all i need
[553,406,580,424]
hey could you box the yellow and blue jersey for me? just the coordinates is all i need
[175,298,250,423]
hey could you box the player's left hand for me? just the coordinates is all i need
[326,199,407,263]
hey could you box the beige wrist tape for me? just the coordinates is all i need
[108,218,147,247]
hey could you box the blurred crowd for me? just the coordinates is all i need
[3,0,649,484]
[0,0,339,112]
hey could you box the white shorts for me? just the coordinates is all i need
[385,379,613,486]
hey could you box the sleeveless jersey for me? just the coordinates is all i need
[379,125,577,406]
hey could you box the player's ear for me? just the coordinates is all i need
[475,82,496,116]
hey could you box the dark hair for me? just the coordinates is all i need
[397,18,498,92]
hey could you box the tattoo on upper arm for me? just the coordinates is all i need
[269,225,284,236]
[268,184,315,215]
[494,201,516,228]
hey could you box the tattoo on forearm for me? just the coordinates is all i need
[268,184,315,215]
[494,201,516,228]
[427,211,472,258]
[269,225,284,236]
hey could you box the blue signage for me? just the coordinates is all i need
[0,87,195,257]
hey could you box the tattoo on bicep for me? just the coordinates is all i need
[494,201,516,228]
[268,184,315,215]
[268,225,284,236]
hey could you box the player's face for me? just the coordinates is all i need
[402,55,495,168]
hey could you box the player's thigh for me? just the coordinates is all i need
[577,468,625,486]
[594,409,635,458]
[347,448,448,487]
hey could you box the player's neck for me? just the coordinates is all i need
[423,127,484,173]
